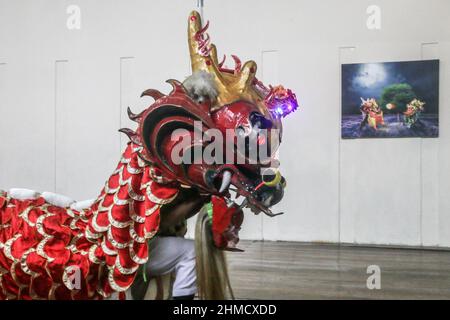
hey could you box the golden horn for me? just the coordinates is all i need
[239,61,257,91]
[210,44,219,65]
[187,11,267,114]
[187,11,224,82]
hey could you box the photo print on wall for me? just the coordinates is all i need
[341,60,439,139]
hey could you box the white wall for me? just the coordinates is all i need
[0,0,449,247]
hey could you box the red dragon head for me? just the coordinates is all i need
[121,11,298,250]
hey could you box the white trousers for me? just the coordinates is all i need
[146,236,197,297]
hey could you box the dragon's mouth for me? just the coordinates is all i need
[210,164,284,251]
[213,164,285,217]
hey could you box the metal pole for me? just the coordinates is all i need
[197,0,204,20]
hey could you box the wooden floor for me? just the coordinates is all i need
[226,241,450,300]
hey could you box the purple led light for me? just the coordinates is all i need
[265,86,299,119]
[270,95,298,118]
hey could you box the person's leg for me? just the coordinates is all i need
[135,236,197,299]
[168,238,197,298]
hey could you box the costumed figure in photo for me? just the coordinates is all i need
[0,11,298,300]
[403,98,425,128]
[359,97,384,130]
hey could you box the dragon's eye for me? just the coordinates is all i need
[250,112,272,129]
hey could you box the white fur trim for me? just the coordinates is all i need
[8,188,41,200]
[7,188,96,211]
[41,192,75,208]
[183,71,218,102]
[70,199,96,211]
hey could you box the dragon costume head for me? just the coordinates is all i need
[122,11,299,250]
[404,98,425,116]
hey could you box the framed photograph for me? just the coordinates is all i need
[341,60,439,139]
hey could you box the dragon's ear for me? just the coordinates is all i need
[138,82,216,183]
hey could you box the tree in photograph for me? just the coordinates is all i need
[379,83,416,113]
